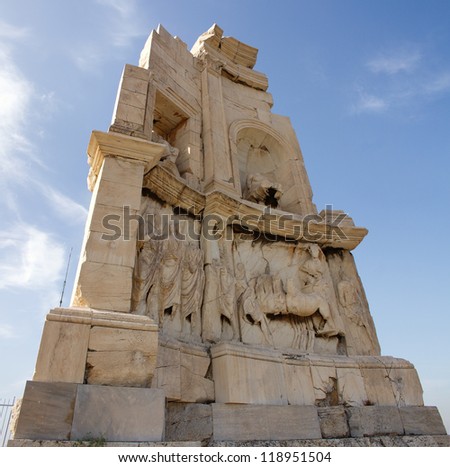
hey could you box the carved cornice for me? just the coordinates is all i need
[143,165,206,216]
[87,130,166,190]
[47,307,158,331]
[211,342,415,370]
[143,165,368,250]
[197,43,269,91]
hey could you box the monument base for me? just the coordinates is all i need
[10,381,165,443]
[8,435,450,448]
[165,402,447,443]
[211,342,424,407]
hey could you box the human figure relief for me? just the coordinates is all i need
[235,263,273,345]
[131,237,162,317]
[337,274,364,327]
[218,265,239,340]
[283,244,340,337]
[202,258,239,343]
[158,227,183,331]
[255,274,287,316]
[180,243,204,339]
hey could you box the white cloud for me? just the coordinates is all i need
[0,23,84,224]
[367,50,421,75]
[39,184,88,224]
[72,1,145,71]
[353,45,450,116]
[0,43,35,180]
[96,0,136,18]
[0,20,29,40]
[95,0,146,48]
[352,92,388,114]
[0,324,16,339]
[423,71,450,94]
[71,44,105,73]
[0,224,65,290]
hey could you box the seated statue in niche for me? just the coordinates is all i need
[244,173,283,208]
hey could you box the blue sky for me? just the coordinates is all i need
[0,0,449,431]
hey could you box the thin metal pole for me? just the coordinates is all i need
[59,247,73,307]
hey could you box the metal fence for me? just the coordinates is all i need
[0,398,15,447]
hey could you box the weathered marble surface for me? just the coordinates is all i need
[211,342,423,408]
[166,403,213,442]
[13,23,445,446]
[9,436,450,447]
[151,338,214,403]
[11,381,166,443]
[71,385,165,442]
[212,404,322,441]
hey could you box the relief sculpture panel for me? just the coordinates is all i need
[131,199,360,356]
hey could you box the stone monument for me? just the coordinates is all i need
[9,24,448,446]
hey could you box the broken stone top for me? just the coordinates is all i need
[191,23,259,69]
[139,23,269,92]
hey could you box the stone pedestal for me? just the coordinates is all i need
[210,342,423,408]
[12,381,165,442]
[34,307,159,388]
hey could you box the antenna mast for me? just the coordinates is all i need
[59,247,73,307]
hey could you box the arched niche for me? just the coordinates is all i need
[229,119,310,215]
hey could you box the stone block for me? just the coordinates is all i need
[152,341,214,402]
[87,314,159,388]
[73,262,133,312]
[400,406,447,435]
[336,366,367,406]
[86,350,157,387]
[166,403,213,441]
[389,368,424,406]
[71,385,165,442]
[317,406,349,438]
[122,63,149,83]
[121,75,149,95]
[100,156,146,188]
[115,102,146,126]
[180,352,214,403]
[310,360,337,405]
[360,367,397,406]
[94,178,143,211]
[152,344,182,400]
[211,343,287,405]
[212,404,321,441]
[346,406,404,438]
[33,319,90,383]
[83,231,138,268]
[118,88,148,110]
[86,203,139,235]
[14,381,77,440]
[283,360,316,405]
[89,326,158,353]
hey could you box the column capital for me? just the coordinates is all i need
[87,130,165,191]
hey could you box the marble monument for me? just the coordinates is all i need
[9,24,447,446]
